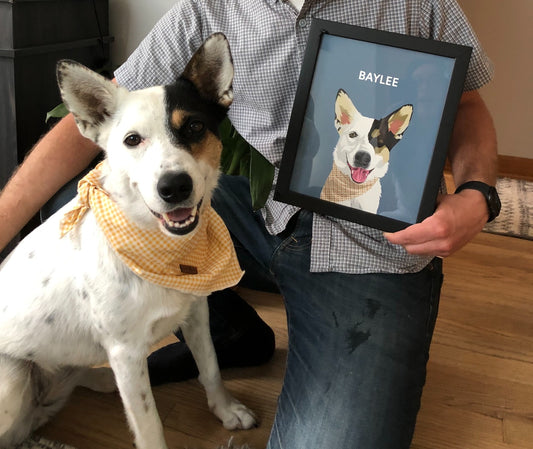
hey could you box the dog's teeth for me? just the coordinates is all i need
[161,205,198,229]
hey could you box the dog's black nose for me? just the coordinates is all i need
[157,172,193,203]
[354,151,371,169]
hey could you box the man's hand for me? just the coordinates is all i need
[384,189,488,257]
[384,89,497,258]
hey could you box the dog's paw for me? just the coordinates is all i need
[213,399,257,430]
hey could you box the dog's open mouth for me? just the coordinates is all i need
[151,200,202,235]
[347,160,373,184]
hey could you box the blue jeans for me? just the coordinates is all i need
[212,175,443,449]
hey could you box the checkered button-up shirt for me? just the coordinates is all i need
[115,0,493,274]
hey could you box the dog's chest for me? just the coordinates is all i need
[73,212,201,345]
[0,208,201,368]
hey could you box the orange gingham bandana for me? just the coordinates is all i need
[60,163,243,296]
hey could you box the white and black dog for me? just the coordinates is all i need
[320,89,413,213]
[0,33,256,449]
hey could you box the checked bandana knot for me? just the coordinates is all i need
[60,163,243,295]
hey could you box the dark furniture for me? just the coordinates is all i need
[0,0,112,260]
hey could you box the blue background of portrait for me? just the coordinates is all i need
[290,34,456,224]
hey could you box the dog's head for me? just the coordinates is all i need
[57,33,233,236]
[333,89,412,184]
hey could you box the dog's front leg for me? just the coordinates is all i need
[107,345,168,449]
[182,298,257,430]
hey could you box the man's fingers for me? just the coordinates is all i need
[384,215,453,257]
[385,219,438,246]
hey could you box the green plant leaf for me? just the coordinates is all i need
[45,103,69,123]
[219,118,274,210]
[249,148,275,210]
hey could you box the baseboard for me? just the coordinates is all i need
[497,155,533,181]
[445,155,533,182]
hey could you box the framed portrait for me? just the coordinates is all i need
[274,19,472,232]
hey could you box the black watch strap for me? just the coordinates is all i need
[454,181,501,222]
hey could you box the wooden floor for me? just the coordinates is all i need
[39,231,533,449]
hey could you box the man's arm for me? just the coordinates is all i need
[385,90,498,257]
[0,113,102,252]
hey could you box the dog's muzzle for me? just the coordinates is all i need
[151,172,202,235]
[347,155,373,184]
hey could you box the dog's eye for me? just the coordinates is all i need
[349,131,358,138]
[188,120,205,134]
[124,134,142,147]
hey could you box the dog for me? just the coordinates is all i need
[0,33,257,449]
[320,89,413,213]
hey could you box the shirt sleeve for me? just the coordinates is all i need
[420,0,494,91]
[114,0,206,90]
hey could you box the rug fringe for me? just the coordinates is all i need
[211,437,253,449]
[14,435,76,449]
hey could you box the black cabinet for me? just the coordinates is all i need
[0,0,112,260]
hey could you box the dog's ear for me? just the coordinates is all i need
[334,89,363,133]
[384,104,413,139]
[56,60,121,142]
[181,33,234,108]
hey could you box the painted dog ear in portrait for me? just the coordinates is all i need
[370,104,414,155]
[334,89,364,133]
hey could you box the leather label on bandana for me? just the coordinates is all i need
[180,264,198,275]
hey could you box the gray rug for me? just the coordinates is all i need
[483,177,532,240]
[14,436,75,449]
[17,435,251,449]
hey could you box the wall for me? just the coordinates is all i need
[458,0,533,159]
[109,0,174,66]
[108,0,533,159]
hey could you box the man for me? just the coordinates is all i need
[0,1,497,447]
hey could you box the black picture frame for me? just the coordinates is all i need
[274,18,472,232]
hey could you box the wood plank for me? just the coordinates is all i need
[423,362,533,419]
[503,414,533,448]
[497,155,533,181]
[411,401,508,449]
[36,232,533,449]
[445,155,533,181]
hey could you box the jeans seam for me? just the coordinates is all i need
[424,262,443,344]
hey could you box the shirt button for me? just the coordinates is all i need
[298,18,307,28]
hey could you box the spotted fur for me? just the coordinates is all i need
[0,33,255,449]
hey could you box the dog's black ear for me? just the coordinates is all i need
[181,33,234,108]
[56,60,121,142]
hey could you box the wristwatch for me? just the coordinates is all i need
[454,181,501,222]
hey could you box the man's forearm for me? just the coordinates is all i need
[447,90,498,187]
[0,113,101,251]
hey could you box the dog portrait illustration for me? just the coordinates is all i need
[320,89,413,214]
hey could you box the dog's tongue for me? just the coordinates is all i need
[351,167,370,183]
[166,207,193,223]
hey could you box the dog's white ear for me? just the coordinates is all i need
[56,60,120,142]
[334,89,363,133]
[386,104,413,139]
[181,33,234,108]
